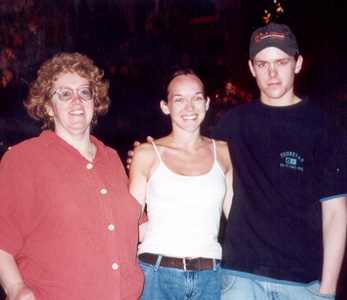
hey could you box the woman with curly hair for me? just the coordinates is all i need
[0,52,144,300]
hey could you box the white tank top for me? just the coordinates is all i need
[138,139,226,259]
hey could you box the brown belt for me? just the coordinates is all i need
[138,253,220,271]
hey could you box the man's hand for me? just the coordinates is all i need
[127,137,154,169]
[127,141,140,169]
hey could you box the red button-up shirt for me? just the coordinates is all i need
[0,130,144,299]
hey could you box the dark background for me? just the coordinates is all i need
[0,0,346,299]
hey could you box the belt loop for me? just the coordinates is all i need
[154,254,163,272]
[213,259,217,271]
[183,258,187,272]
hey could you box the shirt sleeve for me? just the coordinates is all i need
[0,149,28,255]
[318,120,347,201]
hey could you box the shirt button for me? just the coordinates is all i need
[86,163,93,169]
[100,189,107,194]
[112,263,119,270]
[108,224,115,231]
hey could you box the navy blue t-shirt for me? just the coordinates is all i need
[212,98,347,283]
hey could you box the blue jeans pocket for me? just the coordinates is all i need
[139,260,155,276]
[305,282,335,299]
[221,274,236,295]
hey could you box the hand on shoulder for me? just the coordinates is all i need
[129,141,159,179]
[127,137,155,169]
[132,141,154,156]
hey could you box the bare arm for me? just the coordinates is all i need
[128,146,149,213]
[216,141,233,219]
[319,196,347,294]
[129,144,157,242]
[223,165,233,220]
[0,249,36,300]
[138,222,148,243]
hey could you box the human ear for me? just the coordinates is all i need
[205,97,210,111]
[44,102,54,117]
[294,55,303,74]
[248,60,256,77]
[160,100,170,115]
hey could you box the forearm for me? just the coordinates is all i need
[0,249,22,294]
[320,197,347,294]
[0,249,35,300]
[139,222,148,243]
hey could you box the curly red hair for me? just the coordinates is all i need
[24,52,110,130]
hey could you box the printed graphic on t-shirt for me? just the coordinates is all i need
[280,151,304,172]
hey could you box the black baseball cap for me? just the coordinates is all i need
[249,23,299,59]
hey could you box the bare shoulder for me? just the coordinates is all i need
[215,140,229,156]
[133,141,155,156]
[131,142,158,171]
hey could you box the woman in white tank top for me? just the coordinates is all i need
[129,69,233,300]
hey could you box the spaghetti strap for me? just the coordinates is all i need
[212,139,217,161]
[150,141,162,162]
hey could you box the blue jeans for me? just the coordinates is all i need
[139,255,221,300]
[221,275,335,300]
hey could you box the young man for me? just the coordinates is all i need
[212,22,347,299]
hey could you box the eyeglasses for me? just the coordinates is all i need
[50,87,94,101]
